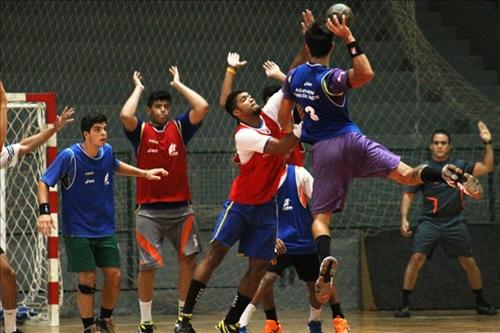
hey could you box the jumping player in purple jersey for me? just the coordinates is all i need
[277,17,483,304]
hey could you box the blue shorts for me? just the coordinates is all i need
[311,132,400,214]
[210,199,278,260]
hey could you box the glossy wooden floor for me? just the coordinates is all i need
[17,309,500,333]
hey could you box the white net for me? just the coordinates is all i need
[1,99,61,319]
[0,0,498,318]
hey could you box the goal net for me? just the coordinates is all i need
[1,93,61,325]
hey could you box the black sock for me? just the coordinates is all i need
[81,317,95,329]
[473,289,487,305]
[264,308,278,321]
[225,292,252,324]
[421,166,444,183]
[100,306,113,319]
[402,289,412,307]
[315,235,331,262]
[330,302,344,318]
[182,279,206,315]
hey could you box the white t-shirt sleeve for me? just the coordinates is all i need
[295,166,314,199]
[262,89,283,123]
[235,128,271,164]
[0,144,21,169]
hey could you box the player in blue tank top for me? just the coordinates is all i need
[37,113,167,333]
[278,19,484,305]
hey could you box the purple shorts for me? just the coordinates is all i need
[311,132,400,214]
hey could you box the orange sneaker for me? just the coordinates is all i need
[333,316,350,333]
[262,320,283,333]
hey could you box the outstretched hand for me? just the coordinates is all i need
[169,66,181,87]
[477,121,492,143]
[227,52,247,69]
[38,214,55,236]
[262,61,285,82]
[326,14,353,41]
[301,9,315,34]
[133,70,144,90]
[55,106,75,132]
[145,168,168,180]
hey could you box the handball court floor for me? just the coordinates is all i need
[17,309,500,333]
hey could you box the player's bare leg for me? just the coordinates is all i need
[0,254,18,333]
[178,253,197,310]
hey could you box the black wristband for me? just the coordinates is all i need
[346,41,364,58]
[483,140,492,145]
[39,203,50,215]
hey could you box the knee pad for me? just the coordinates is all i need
[78,283,96,295]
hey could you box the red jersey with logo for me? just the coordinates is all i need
[229,112,286,204]
[136,121,190,204]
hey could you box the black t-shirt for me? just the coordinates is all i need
[405,158,475,221]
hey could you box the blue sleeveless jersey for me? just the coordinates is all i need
[277,165,316,255]
[41,143,120,237]
[283,63,361,144]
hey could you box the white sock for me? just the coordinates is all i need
[308,306,321,322]
[4,308,17,333]
[238,303,256,327]
[178,299,185,314]
[139,300,153,323]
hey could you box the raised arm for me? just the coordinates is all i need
[263,61,286,84]
[19,106,74,157]
[289,9,315,70]
[326,15,374,89]
[120,71,144,132]
[218,52,248,108]
[400,192,415,237]
[472,121,494,176]
[169,66,209,126]
[0,81,7,149]
[115,160,168,180]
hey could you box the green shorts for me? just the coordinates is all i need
[63,235,121,272]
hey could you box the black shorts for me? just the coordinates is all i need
[0,246,4,255]
[267,253,319,282]
[413,218,473,257]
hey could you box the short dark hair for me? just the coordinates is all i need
[147,91,171,107]
[81,113,107,138]
[262,85,281,104]
[431,128,452,144]
[225,90,244,118]
[305,22,334,58]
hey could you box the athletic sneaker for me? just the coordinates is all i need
[333,316,350,333]
[83,324,99,333]
[216,319,240,333]
[138,320,156,332]
[307,320,323,333]
[315,256,338,304]
[394,306,410,318]
[238,326,248,333]
[174,315,196,333]
[442,164,482,199]
[96,318,116,333]
[262,320,282,333]
[477,302,497,315]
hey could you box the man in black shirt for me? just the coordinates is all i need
[395,122,496,317]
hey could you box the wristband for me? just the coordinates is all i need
[226,66,237,75]
[346,41,364,58]
[483,140,492,145]
[39,203,50,216]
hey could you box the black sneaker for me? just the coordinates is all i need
[215,319,240,333]
[394,306,410,318]
[83,324,99,333]
[174,315,196,333]
[96,318,116,333]
[477,303,497,315]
